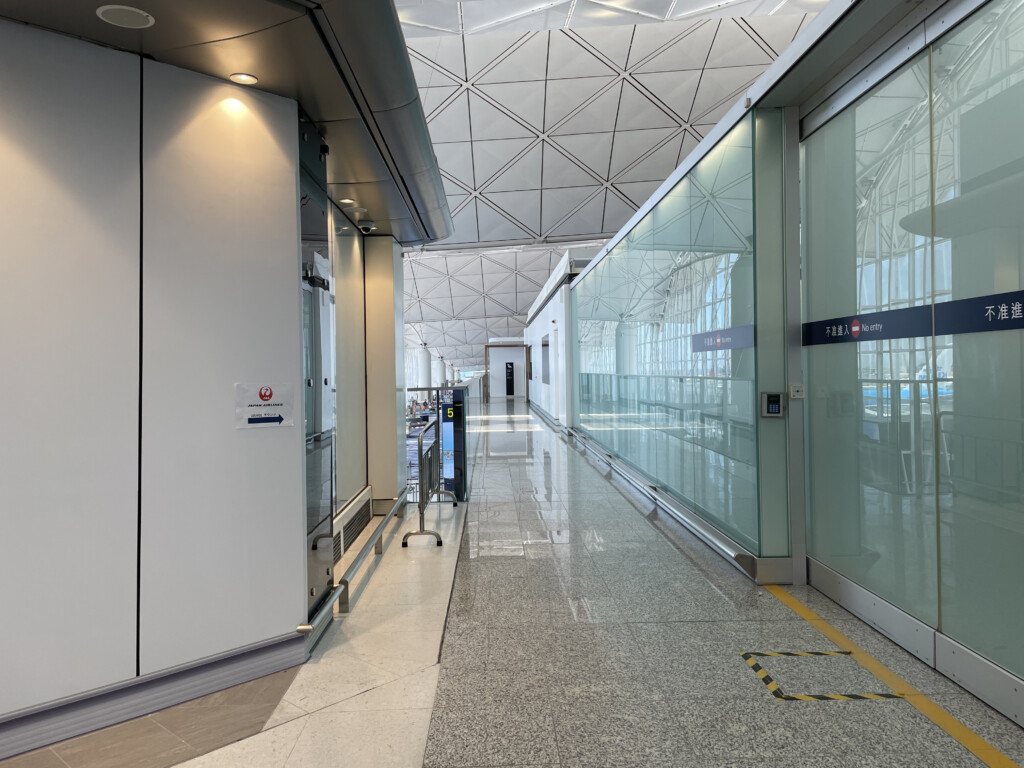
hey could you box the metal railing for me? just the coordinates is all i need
[296,493,405,647]
[403,418,456,547]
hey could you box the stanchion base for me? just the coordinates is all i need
[402,530,442,547]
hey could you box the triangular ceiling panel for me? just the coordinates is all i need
[477,31,549,83]
[487,143,543,191]
[548,31,617,78]
[705,19,774,68]
[477,202,534,241]
[689,65,765,123]
[633,20,717,73]
[552,83,622,135]
[614,133,683,182]
[407,35,467,80]
[615,81,679,131]
[451,294,484,317]
[410,56,460,89]
[610,127,676,178]
[544,76,615,131]
[571,26,635,69]
[542,186,601,233]
[604,190,638,231]
[419,85,460,116]
[472,138,533,186]
[428,91,471,143]
[627,20,702,69]
[677,130,702,165]
[485,189,542,233]
[633,70,702,122]
[468,93,535,140]
[476,81,547,130]
[550,192,607,237]
[482,269,514,293]
[542,142,600,188]
[551,132,614,178]
[434,141,475,186]
[464,32,525,79]
[614,180,663,207]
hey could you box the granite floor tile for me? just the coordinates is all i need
[754,652,891,697]
[149,702,277,754]
[52,718,197,768]
[0,749,65,768]
[177,717,308,768]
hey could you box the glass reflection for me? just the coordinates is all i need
[573,115,759,552]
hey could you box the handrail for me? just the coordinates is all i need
[296,491,406,642]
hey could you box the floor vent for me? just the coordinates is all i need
[343,499,372,552]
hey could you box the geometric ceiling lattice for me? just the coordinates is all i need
[402,8,817,248]
[404,242,603,369]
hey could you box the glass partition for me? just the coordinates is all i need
[573,115,760,553]
[803,0,1024,679]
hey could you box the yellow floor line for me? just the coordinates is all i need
[765,584,1020,768]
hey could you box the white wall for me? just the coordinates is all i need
[0,20,141,714]
[525,286,570,423]
[487,346,527,400]
[365,238,406,498]
[139,60,305,673]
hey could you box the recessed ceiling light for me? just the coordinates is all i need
[339,198,356,205]
[96,4,155,28]
[229,73,258,85]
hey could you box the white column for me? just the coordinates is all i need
[417,344,432,388]
[431,357,446,386]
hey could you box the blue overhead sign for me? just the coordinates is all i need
[802,306,932,346]
[691,324,755,352]
[803,289,1024,346]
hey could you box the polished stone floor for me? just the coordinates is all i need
[4,399,1023,767]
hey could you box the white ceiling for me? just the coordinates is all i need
[404,243,595,369]
[404,11,813,248]
[399,1,819,367]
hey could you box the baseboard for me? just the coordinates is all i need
[0,633,306,760]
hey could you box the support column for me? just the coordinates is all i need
[364,236,406,500]
[417,344,432,388]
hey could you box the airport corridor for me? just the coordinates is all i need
[421,400,1024,768]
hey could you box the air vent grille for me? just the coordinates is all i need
[342,500,372,552]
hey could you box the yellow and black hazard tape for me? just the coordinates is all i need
[740,651,905,701]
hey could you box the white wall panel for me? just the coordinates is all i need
[140,61,304,673]
[525,288,569,421]
[487,346,527,400]
[334,226,367,507]
[0,21,140,714]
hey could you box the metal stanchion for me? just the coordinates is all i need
[403,419,443,547]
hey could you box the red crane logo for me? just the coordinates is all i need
[259,386,273,402]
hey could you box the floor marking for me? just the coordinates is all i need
[740,650,904,701]
[766,584,1020,768]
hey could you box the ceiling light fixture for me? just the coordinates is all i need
[229,73,259,85]
[96,4,155,28]
[339,198,356,205]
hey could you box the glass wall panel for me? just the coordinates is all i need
[802,54,939,626]
[930,0,1024,679]
[804,0,1024,679]
[574,115,759,552]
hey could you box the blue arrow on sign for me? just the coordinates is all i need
[248,415,284,425]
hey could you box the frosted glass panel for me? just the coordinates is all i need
[930,1,1024,680]
[573,115,759,552]
[803,54,939,626]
